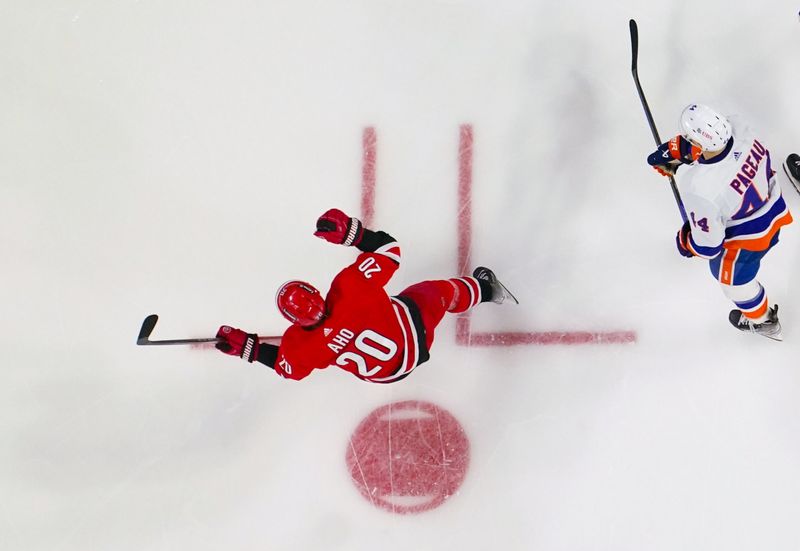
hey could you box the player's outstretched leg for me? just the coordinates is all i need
[784,153,800,195]
[472,267,519,305]
[729,305,782,341]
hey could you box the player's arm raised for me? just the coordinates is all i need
[314,208,400,286]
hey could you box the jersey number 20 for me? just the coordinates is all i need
[335,330,397,377]
[358,257,382,279]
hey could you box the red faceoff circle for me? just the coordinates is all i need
[346,400,470,514]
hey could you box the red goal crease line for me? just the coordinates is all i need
[361,125,637,346]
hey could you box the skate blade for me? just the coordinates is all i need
[498,281,520,305]
[755,322,783,342]
[764,324,783,342]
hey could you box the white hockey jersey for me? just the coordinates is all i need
[679,117,792,259]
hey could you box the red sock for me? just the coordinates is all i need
[446,277,482,313]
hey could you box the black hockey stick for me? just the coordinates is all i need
[136,314,220,346]
[629,19,689,224]
[137,314,282,347]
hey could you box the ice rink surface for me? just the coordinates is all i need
[4,1,800,549]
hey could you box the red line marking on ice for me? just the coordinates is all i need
[360,125,636,346]
[361,127,377,227]
[457,124,473,275]
[454,124,637,346]
[456,124,475,344]
[463,331,637,346]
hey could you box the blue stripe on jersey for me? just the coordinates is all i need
[689,235,723,258]
[725,195,788,240]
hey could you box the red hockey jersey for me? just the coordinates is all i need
[272,241,424,383]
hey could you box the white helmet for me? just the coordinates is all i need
[680,104,732,151]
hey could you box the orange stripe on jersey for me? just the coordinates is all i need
[718,248,739,285]
[724,211,793,251]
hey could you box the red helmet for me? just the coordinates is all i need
[275,280,326,327]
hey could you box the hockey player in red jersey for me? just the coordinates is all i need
[214,208,517,382]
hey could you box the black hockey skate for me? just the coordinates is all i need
[728,304,782,341]
[472,266,519,305]
[783,153,800,196]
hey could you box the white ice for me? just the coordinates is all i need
[3,1,800,550]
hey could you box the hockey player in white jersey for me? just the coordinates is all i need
[647,104,793,340]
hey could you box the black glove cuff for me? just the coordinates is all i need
[343,218,363,246]
[242,334,259,363]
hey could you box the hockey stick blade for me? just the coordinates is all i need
[629,19,661,145]
[629,19,638,73]
[137,314,159,344]
[136,314,220,346]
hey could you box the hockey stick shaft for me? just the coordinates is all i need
[137,314,218,345]
[629,19,688,224]
[136,314,279,346]
[140,337,220,346]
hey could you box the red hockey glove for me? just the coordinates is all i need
[216,326,259,362]
[314,208,364,246]
[675,221,695,258]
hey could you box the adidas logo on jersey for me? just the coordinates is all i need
[733,151,741,160]
[324,327,332,336]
